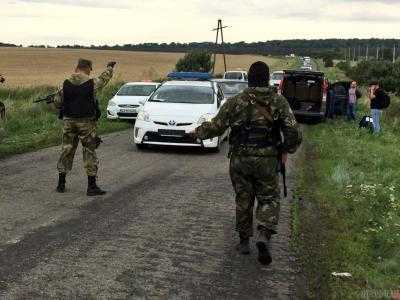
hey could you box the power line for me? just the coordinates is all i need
[212,19,228,74]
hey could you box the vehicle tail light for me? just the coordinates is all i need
[322,79,329,102]
[278,79,284,95]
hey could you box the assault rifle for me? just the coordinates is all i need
[33,93,57,104]
[278,153,288,197]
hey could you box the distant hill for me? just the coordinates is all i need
[0,42,19,47]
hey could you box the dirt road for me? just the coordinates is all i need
[0,130,295,299]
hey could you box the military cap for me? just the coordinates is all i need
[248,61,270,88]
[77,58,93,70]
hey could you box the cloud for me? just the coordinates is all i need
[2,0,400,45]
[15,0,131,9]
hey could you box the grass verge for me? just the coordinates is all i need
[292,97,400,298]
[0,82,131,159]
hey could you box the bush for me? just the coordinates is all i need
[347,60,400,95]
[175,51,213,73]
[336,61,351,73]
[324,57,334,68]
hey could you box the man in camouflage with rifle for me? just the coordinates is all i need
[192,61,302,265]
[0,74,5,120]
[51,59,116,196]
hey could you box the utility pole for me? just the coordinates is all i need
[366,45,369,61]
[393,45,397,63]
[212,19,228,74]
[353,47,356,61]
[376,47,379,60]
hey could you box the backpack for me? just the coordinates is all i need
[359,115,373,131]
[381,92,390,109]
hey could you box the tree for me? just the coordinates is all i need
[321,53,335,68]
[175,51,213,73]
[347,60,400,95]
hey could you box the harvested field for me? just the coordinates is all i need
[0,47,294,87]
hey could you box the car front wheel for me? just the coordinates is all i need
[136,143,147,150]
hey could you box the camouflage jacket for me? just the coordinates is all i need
[54,67,114,119]
[195,87,302,157]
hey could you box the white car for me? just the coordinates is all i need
[134,80,227,151]
[223,70,248,81]
[107,82,160,120]
[269,71,284,87]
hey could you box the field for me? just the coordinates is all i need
[0,47,292,87]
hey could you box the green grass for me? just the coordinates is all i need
[293,92,400,298]
[0,82,131,158]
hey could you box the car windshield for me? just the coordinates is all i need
[149,85,214,104]
[117,85,157,96]
[271,73,284,80]
[218,82,248,95]
[225,72,243,80]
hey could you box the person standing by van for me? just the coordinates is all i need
[368,81,385,134]
[347,81,360,121]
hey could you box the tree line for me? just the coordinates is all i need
[56,39,400,59]
[2,39,399,60]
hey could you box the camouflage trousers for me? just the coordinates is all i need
[229,154,281,239]
[57,119,99,176]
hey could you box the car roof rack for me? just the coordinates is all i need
[167,72,213,81]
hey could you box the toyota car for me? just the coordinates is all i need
[107,82,160,120]
[134,74,227,151]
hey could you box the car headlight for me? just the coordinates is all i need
[137,110,151,122]
[197,113,214,125]
[108,100,117,107]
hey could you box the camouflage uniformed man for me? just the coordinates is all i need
[193,61,302,265]
[54,59,116,196]
[0,75,5,120]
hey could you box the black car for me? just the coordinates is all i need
[326,81,357,117]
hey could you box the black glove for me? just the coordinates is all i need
[107,61,117,68]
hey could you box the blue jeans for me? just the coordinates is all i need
[347,103,356,120]
[371,109,382,134]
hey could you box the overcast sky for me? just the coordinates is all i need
[2,0,400,46]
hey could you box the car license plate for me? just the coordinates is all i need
[158,129,185,136]
[120,108,136,113]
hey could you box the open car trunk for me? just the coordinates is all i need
[281,71,325,116]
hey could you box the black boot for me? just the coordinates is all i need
[87,176,106,196]
[236,237,250,255]
[256,227,273,265]
[56,173,66,193]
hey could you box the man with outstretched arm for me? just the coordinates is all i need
[53,59,116,196]
[191,61,302,265]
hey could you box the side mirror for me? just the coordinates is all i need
[139,100,145,106]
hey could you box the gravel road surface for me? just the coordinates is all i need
[0,130,295,299]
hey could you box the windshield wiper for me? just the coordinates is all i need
[149,99,165,102]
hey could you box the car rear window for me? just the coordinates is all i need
[117,85,157,96]
[218,82,248,95]
[225,72,243,80]
[271,73,284,80]
[149,85,214,104]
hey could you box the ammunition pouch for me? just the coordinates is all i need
[230,124,276,148]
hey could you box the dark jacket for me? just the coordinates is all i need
[371,88,385,110]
